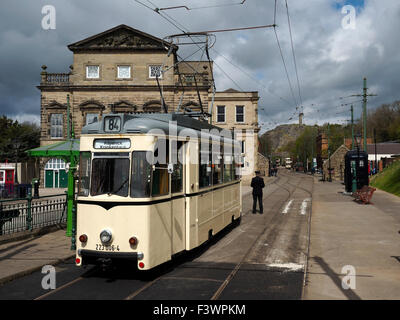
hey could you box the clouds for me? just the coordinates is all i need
[0,0,399,132]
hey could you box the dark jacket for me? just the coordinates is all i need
[251,176,265,195]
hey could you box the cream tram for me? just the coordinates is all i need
[75,113,242,270]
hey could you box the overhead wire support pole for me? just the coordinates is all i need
[348,77,377,152]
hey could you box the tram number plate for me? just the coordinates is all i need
[96,244,120,252]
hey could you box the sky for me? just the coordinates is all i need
[0,0,399,133]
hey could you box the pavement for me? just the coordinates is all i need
[304,177,400,300]
[0,230,74,285]
[37,188,67,197]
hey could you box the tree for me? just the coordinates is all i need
[259,134,272,157]
[0,115,40,162]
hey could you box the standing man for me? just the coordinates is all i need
[251,171,265,214]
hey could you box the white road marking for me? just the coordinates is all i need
[282,199,293,214]
[267,262,304,271]
[300,198,311,215]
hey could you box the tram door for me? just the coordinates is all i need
[5,170,14,185]
[171,141,186,254]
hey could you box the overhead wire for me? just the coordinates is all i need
[157,0,247,11]
[285,0,303,109]
[273,0,299,110]
[136,0,302,123]
[149,1,245,91]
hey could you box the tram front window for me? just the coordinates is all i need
[78,152,91,196]
[131,151,152,198]
[91,157,130,197]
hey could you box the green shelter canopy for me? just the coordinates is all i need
[27,139,80,158]
[26,138,80,239]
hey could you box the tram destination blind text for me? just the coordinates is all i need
[93,138,131,149]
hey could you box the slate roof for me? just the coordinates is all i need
[366,143,400,155]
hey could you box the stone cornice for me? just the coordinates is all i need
[37,85,210,92]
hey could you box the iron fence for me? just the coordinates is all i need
[0,193,67,236]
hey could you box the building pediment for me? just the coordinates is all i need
[68,24,177,52]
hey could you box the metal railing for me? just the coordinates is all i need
[0,193,67,236]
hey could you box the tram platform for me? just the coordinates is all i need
[304,177,400,300]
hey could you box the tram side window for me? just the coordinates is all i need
[171,141,183,194]
[152,139,169,196]
[91,156,130,197]
[199,142,212,188]
[233,142,241,180]
[131,151,152,198]
[223,144,232,182]
[78,152,91,196]
[212,143,223,185]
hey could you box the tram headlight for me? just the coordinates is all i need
[100,229,112,244]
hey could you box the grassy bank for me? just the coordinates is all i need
[370,160,400,197]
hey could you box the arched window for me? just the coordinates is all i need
[45,158,66,170]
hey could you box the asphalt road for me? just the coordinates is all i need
[0,170,314,300]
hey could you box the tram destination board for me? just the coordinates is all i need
[93,138,131,149]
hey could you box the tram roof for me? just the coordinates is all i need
[81,113,237,141]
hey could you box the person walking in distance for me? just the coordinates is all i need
[251,171,265,214]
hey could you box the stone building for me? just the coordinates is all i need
[323,144,349,181]
[37,25,260,187]
[210,88,260,182]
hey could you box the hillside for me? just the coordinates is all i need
[370,161,400,197]
[260,124,309,154]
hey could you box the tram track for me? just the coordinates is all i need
[210,172,304,300]
[124,177,295,300]
[275,171,314,299]
[25,171,313,300]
